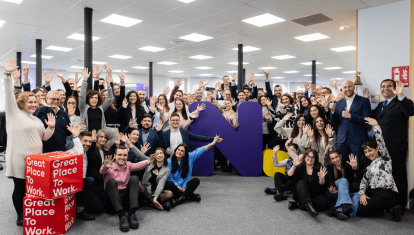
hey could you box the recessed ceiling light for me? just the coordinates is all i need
[139,46,165,52]
[179,33,213,42]
[225,70,238,73]
[133,66,149,69]
[100,14,142,27]
[255,74,264,76]
[113,70,128,72]
[178,0,194,3]
[2,0,23,4]
[199,74,213,76]
[330,46,356,52]
[300,62,322,65]
[169,70,184,73]
[0,20,4,27]
[70,66,84,69]
[304,74,318,76]
[324,67,343,70]
[67,33,100,41]
[93,61,107,65]
[158,61,177,65]
[259,67,277,70]
[190,55,212,60]
[21,61,36,64]
[195,66,212,70]
[283,71,300,74]
[340,26,345,30]
[228,62,249,65]
[232,46,261,52]
[242,13,285,27]
[330,78,345,80]
[109,55,131,59]
[272,55,295,60]
[342,71,356,74]
[30,54,53,59]
[294,33,330,42]
[272,77,285,79]
[46,46,73,52]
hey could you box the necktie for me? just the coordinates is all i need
[381,100,388,112]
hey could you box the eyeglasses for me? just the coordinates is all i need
[48,98,60,102]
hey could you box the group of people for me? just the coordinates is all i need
[1,56,413,232]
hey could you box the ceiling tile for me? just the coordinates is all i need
[167,4,214,20]
[190,14,237,27]
[218,4,265,21]
[192,0,242,13]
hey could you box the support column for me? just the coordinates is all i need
[311,60,316,86]
[36,39,42,87]
[84,7,93,91]
[407,0,414,209]
[16,52,21,82]
[237,44,243,92]
[149,62,153,97]
[242,68,246,85]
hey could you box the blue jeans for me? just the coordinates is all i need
[334,178,359,217]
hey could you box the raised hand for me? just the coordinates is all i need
[249,73,255,84]
[4,58,18,73]
[122,98,128,107]
[105,72,113,85]
[329,101,335,112]
[12,69,20,80]
[120,133,128,144]
[231,72,237,82]
[176,78,183,87]
[118,70,125,83]
[114,133,121,146]
[303,81,310,91]
[23,63,30,81]
[285,137,293,148]
[129,117,137,128]
[233,121,239,129]
[163,87,170,96]
[328,186,338,194]
[393,80,405,97]
[273,145,280,155]
[317,166,328,179]
[67,105,76,117]
[54,69,66,83]
[293,157,301,166]
[66,123,80,138]
[360,194,370,206]
[363,88,370,99]
[265,97,272,107]
[263,70,270,81]
[82,68,91,81]
[198,80,203,89]
[265,111,271,120]
[93,64,103,79]
[364,117,378,126]
[203,79,209,87]
[91,129,97,142]
[306,126,314,140]
[263,87,267,95]
[143,83,148,91]
[104,155,115,169]
[320,96,328,109]
[75,72,81,85]
[155,120,163,132]
[311,84,316,94]
[197,103,206,112]
[231,98,236,106]
[156,103,164,112]
[330,79,338,90]
[283,112,293,121]
[346,153,358,169]
[190,112,199,119]
[279,105,286,114]
[141,142,151,155]
[103,64,112,75]
[342,107,351,119]
[215,82,221,92]
[45,113,56,129]
[149,97,155,111]
[166,147,173,155]
[325,124,333,137]
[43,70,53,85]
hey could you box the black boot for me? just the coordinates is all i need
[274,190,287,202]
[169,198,177,208]
[186,193,201,202]
[341,204,353,217]
[171,196,186,207]
[264,188,277,195]
[389,205,402,222]
[128,213,139,229]
[336,211,349,220]
[161,201,171,211]
[76,210,95,220]
[16,213,23,227]
[141,189,154,206]
[288,201,298,210]
[305,202,319,217]
[119,216,130,232]
[0,163,3,171]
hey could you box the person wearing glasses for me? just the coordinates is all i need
[34,90,72,152]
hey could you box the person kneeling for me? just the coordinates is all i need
[287,149,330,217]
[100,146,155,232]
[164,136,220,207]
[139,148,173,211]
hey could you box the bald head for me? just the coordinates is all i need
[342,80,355,98]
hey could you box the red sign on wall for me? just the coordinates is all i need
[392,66,409,87]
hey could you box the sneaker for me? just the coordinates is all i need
[119,216,130,232]
[76,210,95,221]
[128,213,139,229]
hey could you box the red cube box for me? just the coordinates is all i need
[25,151,83,199]
[23,194,76,235]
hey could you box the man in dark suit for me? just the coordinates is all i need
[163,113,222,154]
[369,79,414,213]
[329,80,371,169]
[264,70,282,111]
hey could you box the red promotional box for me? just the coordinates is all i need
[26,151,83,199]
[23,195,76,235]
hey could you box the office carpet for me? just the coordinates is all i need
[0,161,413,235]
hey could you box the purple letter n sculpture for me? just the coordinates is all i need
[189,101,262,176]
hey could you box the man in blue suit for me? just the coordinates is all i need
[329,80,371,169]
[163,113,222,155]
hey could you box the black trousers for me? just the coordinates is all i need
[293,180,330,212]
[12,177,26,214]
[357,188,399,217]
[390,151,408,210]
[274,172,297,193]
[263,134,270,150]
[104,175,139,213]
[164,178,200,199]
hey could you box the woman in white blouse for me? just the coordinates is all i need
[3,58,56,227]
[274,113,309,154]
[356,117,401,222]
[306,116,336,165]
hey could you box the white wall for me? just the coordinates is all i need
[358,0,410,99]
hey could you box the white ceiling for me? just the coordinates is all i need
[0,0,402,83]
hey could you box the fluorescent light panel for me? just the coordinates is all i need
[67,33,100,41]
[225,71,237,73]
[190,55,212,60]
[30,54,53,59]
[70,66,84,69]
[330,46,356,52]
[100,14,142,27]
[295,33,330,42]
[0,20,4,27]
[179,33,212,42]
[2,0,23,4]
[242,13,285,27]
[199,74,212,76]
[255,74,264,76]
[232,46,261,52]
[324,67,343,70]
[300,62,322,65]
[195,66,212,70]
[139,46,165,52]
[169,70,184,73]
[158,61,177,65]
[228,62,249,65]
[304,74,318,77]
[46,46,73,52]
[342,71,356,74]
[259,67,277,70]
[330,78,345,80]
[109,55,131,59]
[133,66,149,69]
[283,71,299,73]
[113,70,128,72]
[21,61,36,64]
[272,77,285,79]
[178,0,194,3]
[93,61,106,65]
[272,55,295,60]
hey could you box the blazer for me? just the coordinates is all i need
[141,163,170,198]
[162,128,214,148]
[117,105,152,131]
[372,96,414,153]
[221,82,238,100]
[326,163,357,188]
[330,95,371,145]
[288,164,327,195]
[138,128,167,156]
[265,81,280,111]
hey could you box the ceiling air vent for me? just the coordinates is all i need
[170,40,188,45]
[291,13,333,26]
[177,66,187,70]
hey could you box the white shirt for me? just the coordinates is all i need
[383,95,405,104]
[170,129,183,153]
[275,98,281,112]
[345,93,356,110]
